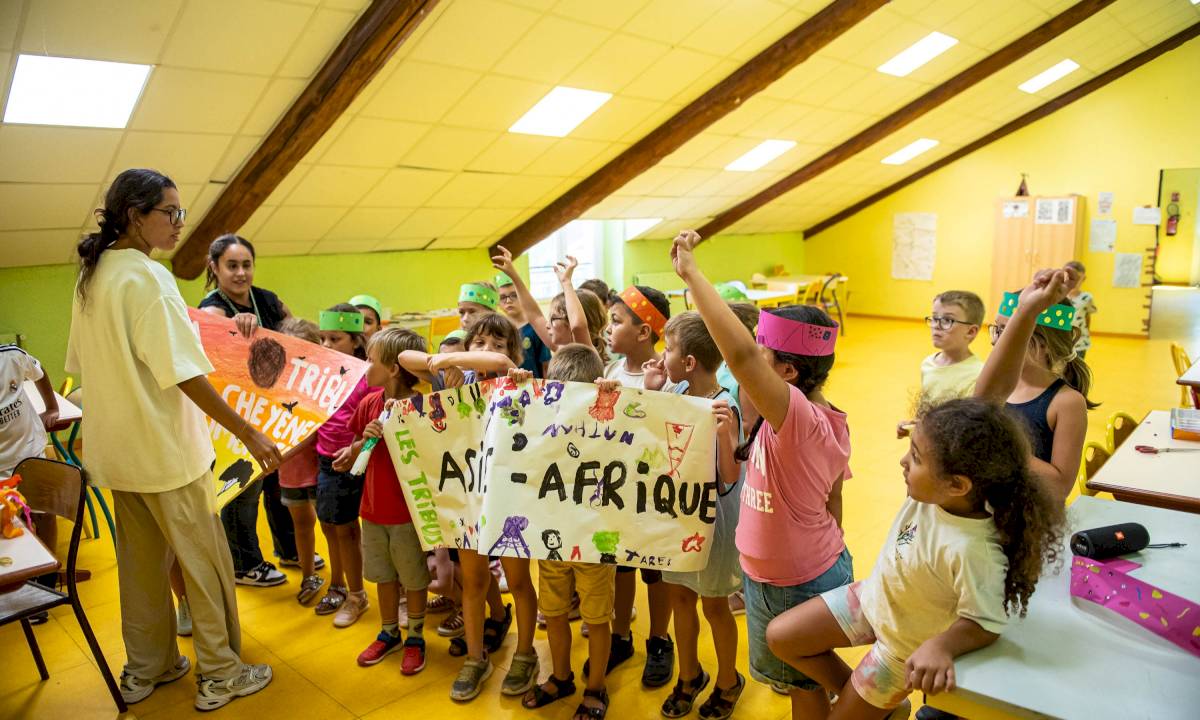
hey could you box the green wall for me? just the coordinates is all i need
[0,230,803,380]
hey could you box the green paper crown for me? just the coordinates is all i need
[348,294,382,319]
[998,292,1074,331]
[494,272,514,288]
[319,310,364,333]
[459,283,498,310]
[716,282,748,301]
[442,329,468,343]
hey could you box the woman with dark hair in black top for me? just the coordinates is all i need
[199,234,314,587]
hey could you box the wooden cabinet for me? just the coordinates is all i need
[991,195,1085,301]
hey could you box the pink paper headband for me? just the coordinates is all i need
[756,310,838,357]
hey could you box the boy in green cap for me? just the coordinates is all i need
[496,272,551,378]
[457,281,499,332]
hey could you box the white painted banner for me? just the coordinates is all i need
[382,378,718,571]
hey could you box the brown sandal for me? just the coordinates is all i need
[697,672,745,720]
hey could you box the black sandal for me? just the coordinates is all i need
[697,672,745,720]
[448,637,467,657]
[661,669,710,718]
[483,603,512,654]
[522,672,576,709]
[574,688,609,720]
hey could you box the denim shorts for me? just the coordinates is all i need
[316,455,363,525]
[743,548,854,691]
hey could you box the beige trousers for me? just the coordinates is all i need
[111,471,243,680]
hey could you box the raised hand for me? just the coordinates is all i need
[491,245,516,275]
[1017,267,1071,315]
[554,255,579,284]
[671,230,701,279]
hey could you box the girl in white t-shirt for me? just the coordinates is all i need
[765,398,1065,719]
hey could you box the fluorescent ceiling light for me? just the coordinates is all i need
[4,54,151,128]
[881,138,939,165]
[725,140,796,172]
[1018,59,1080,93]
[877,32,958,77]
[509,86,612,137]
[622,218,662,239]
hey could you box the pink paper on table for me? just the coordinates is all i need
[1070,555,1200,658]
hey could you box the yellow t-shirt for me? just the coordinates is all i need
[66,249,215,492]
[920,353,983,406]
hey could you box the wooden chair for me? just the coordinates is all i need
[1105,411,1139,453]
[1076,442,1110,498]
[1170,342,1198,409]
[800,280,823,304]
[0,458,125,712]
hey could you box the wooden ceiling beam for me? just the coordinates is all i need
[488,0,889,259]
[696,0,1116,242]
[171,0,439,279]
[803,24,1200,239]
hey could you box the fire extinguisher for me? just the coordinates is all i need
[1165,191,1180,236]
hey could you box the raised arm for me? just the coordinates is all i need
[398,350,439,383]
[492,245,553,348]
[429,351,516,375]
[671,230,793,431]
[555,256,590,346]
[974,268,1072,403]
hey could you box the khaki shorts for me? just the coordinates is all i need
[361,519,431,590]
[538,560,615,626]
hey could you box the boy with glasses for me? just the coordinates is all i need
[898,291,984,438]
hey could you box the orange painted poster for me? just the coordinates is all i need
[188,309,368,508]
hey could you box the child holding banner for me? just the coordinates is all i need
[656,311,746,720]
[346,328,434,675]
[317,305,372,626]
[520,344,615,720]
[670,230,853,719]
[601,284,677,687]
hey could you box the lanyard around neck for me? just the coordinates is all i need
[214,287,262,327]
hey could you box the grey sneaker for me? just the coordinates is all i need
[501,650,538,696]
[120,655,191,704]
[176,596,192,637]
[194,663,273,711]
[450,655,493,702]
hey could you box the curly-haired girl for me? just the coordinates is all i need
[765,398,1065,719]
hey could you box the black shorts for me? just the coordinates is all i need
[617,566,662,583]
[316,455,363,525]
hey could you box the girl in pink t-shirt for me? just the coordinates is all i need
[671,230,853,718]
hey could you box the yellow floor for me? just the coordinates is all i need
[0,317,1182,720]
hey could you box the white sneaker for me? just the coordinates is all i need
[177,596,193,637]
[120,655,191,704]
[194,663,273,711]
[235,561,286,587]
[333,590,369,628]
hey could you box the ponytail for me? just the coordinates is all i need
[919,399,1066,618]
[77,169,176,304]
[1062,353,1098,409]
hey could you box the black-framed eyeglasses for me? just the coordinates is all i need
[149,207,187,225]
[924,315,975,331]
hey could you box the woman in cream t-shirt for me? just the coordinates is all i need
[66,169,281,712]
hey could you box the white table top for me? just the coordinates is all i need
[940,496,1200,719]
[0,519,59,588]
[22,381,82,423]
[1087,411,1200,512]
[1180,359,1200,388]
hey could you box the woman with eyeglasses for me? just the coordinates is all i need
[199,234,312,590]
[67,169,278,709]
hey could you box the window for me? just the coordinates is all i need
[527,220,603,299]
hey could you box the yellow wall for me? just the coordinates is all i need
[0,230,801,381]
[805,37,1200,335]
[1157,167,1200,284]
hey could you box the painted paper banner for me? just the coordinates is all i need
[188,308,368,508]
[1070,555,1200,658]
[382,378,718,571]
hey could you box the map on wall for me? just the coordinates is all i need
[892,212,937,281]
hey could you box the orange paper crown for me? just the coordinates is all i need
[619,286,668,339]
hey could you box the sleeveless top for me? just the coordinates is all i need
[198,286,287,332]
[1006,378,1065,463]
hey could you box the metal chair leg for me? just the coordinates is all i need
[20,617,50,680]
[73,599,127,713]
[90,486,117,548]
